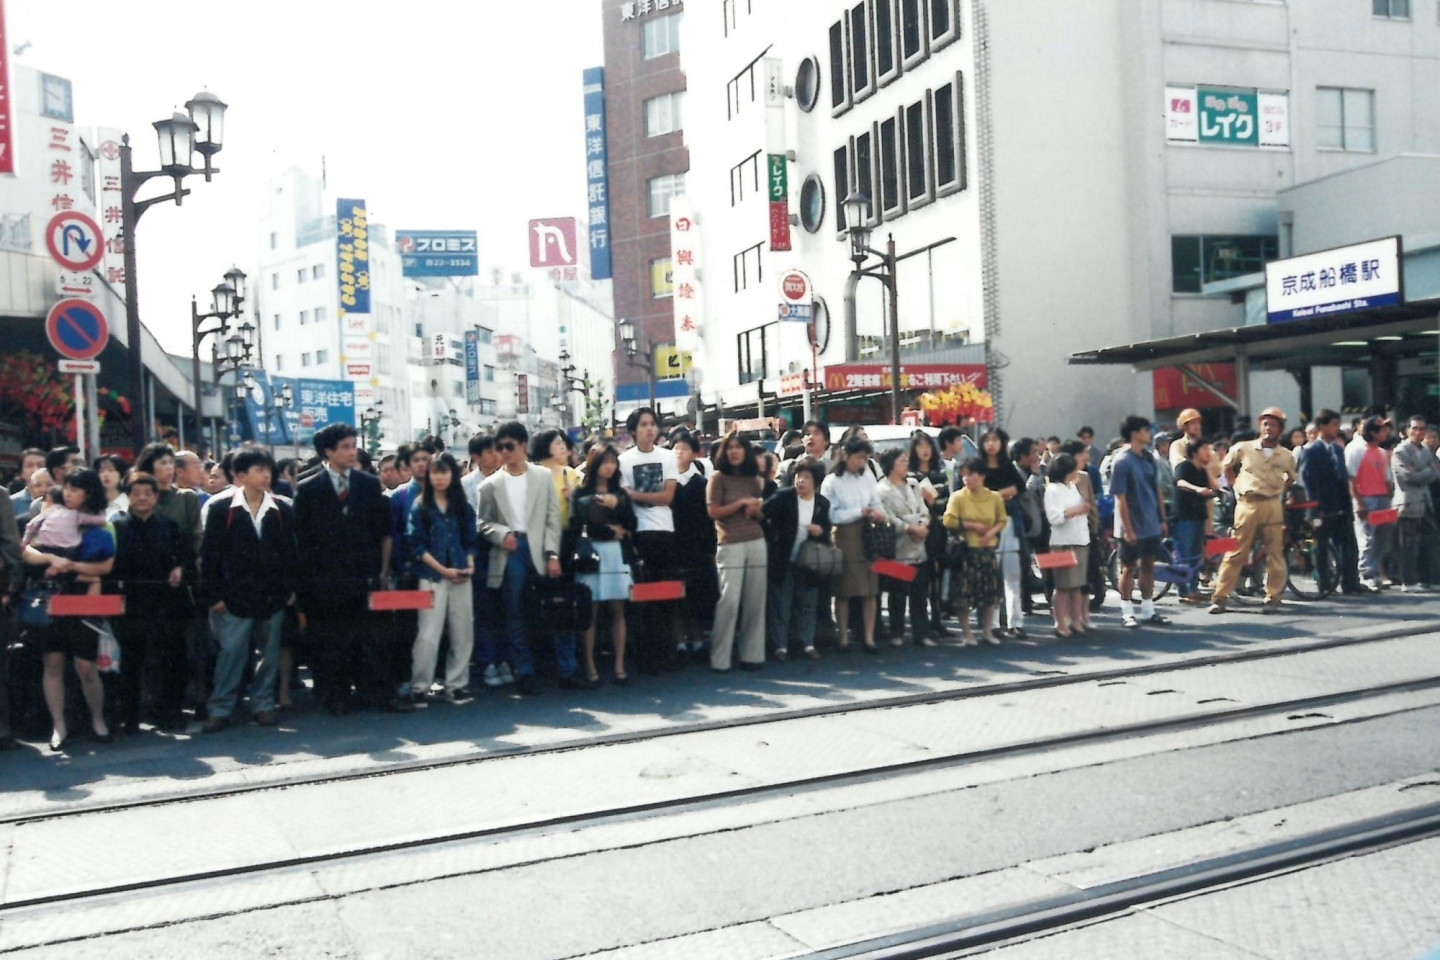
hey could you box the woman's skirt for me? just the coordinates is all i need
[577,540,634,603]
[834,521,879,599]
[1049,544,1089,591]
[959,547,1002,610]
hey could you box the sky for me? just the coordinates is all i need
[8,0,603,355]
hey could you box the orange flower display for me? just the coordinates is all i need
[918,381,994,426]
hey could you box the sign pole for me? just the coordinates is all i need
[74,374,86,461]
[85,374,100,461]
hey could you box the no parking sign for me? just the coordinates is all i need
[46,299,109,361]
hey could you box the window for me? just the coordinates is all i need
[834,143,852,236]
[316,305,328,323]
[453,382,464,398]
[905,96,935,208]
[301,353,312,368]
[479,327,493,344]
[727,47,770,120]
[484,365,495,382]
[269,232,278,250]
[723,0,753,36]
[736,323,776,385]
[299,309,309,326]
[1374,0,1409,16]
[850,2,876,103]
[1170,235,1280,294]
[900,0,927,69]
[275,355,284,371]
[853,129,878,226]
[273,313,282,331]
[829,20,851,114]
[376,345,391,376]
[644,92,684,137]
[649,173,687,218]
[271,273,279,291]
[795,56,821,112]
[1316,87,1374,152]
[800,174,827,234]
[934,75,967,196]
[297,268,306,284]
[316,349,329,364]
[879,114,905,219]
[875,0,900,87]
[312,264,324,280]
[651,257,674,298]
[729,151,762,206]
[733,242,764,291]
[929,0,959,50]
[642,12,683,59]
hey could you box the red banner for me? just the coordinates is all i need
[0,0,13,175]
[824,363,987,393]
[1152,363,1236,410]
[769,202,791,252]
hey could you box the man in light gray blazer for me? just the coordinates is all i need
[478,421,572,694]
[1391,415,1439,590]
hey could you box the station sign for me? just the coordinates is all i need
[1265,236,1402,324]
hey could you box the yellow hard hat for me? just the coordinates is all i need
[1177,408,1202,427]
[1258,407,1286,423]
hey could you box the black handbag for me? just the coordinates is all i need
[526,578,594,633]
[17,584,54,628]
[796,540,845,579]
[572,529,601,574]
[862,517,896,561]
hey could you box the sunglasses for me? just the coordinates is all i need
[496,441,518,452]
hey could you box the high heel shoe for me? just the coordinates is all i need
[48,730,68,753]
[863,643,880,655]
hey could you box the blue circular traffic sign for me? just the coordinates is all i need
[46,299,110,361]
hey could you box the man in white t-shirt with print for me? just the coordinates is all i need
[620,407,682,673]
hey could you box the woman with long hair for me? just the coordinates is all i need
[571,444,636,685]
[406,452,478,705]
[706,429,769,670]
[93,454,130,519]
[820,436,888,652]
[22,469,116,751]
[979,428,1028,638]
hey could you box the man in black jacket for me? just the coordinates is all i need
[293,423,402,715]
[761,457,832,659]
[110,473,188,733]
[1300,409,1366,596]
[200,448,299,733]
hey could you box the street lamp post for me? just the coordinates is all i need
[191,267,246,455]
[618,319,656,409]
[842,191,956,425]
[558,349,591,429]
[273,382,294,458]
[121,91,229,458]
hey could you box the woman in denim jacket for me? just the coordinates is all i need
[406,452,478,705]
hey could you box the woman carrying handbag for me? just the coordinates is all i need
[820,436,889,653]
[569,444,637,685]
[761,457,833,660]
[877,449,934,647]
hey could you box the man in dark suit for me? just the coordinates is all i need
[1300,409,1366,596]
[294,423,407,715]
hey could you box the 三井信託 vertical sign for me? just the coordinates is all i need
[1166,86,1288,149]
[582,68,613,281]
[670,198,704,356]
[0,0,12,175]
[95,129,127,292]
[464,330,481,404]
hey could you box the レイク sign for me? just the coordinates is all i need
[1166,86,1289,149]
[1265,236,1402,324]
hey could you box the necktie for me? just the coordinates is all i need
[337,473,349,503]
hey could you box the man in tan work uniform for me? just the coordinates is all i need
[1210,408,1296,615]
[1170,408,1204,467]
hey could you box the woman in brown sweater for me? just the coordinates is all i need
[706,429,769,672]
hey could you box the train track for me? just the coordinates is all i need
[3,669,1439,918]
[3,621,1431,829]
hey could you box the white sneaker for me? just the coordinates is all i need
[498,663,515,685]
[482,664,502,688]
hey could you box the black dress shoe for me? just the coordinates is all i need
[515,674,540,695]
[738,661,764,672]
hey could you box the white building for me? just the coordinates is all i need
[253,167,411,448]
[405,279,499,445]
[675,0,1440,437]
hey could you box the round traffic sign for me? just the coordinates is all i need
[779,269,813,303]
[44,211,105,272]
[46,298,110,361]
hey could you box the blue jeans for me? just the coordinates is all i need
[207,609,282,719]
[472,552,501,669]
[499,534,578,679]
[1355,495,1395,580]
[1172,519,1206,597]
[768,564,819,655]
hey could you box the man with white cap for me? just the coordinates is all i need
[1170,408,1204,467]
[1211,408,1297,615]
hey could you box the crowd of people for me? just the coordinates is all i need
[0,399,1434,754]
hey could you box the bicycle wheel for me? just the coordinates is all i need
[1286,534,1338,601]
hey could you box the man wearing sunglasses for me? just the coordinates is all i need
[478,422,571,695]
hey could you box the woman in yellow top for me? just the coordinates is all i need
[943,457,1009,646]
[531,429,584,529]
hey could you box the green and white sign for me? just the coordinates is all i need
[1198,87,1258,146]
[1168,85,1288,149]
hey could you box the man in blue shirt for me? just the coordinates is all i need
[1111,415,1169,629]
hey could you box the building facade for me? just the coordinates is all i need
[405,279,499,445]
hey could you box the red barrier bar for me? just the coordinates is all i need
[630,581,686,603]
[49,595,125,617]
[1206,537,1241,557]
[1368,508,1400,527]
[871,559,918,582]
[1036,550,1078,570]
[1287,500,1319,511]
[368,590,434,612]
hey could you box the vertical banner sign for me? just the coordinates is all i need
[517,373,530,415]
[670,198,704,355]
[582,68,613,281]
[0,0,12,176]
[95,128,127,290]
[337,199,371,316]
[464,330,481,404]
[763,58,791,252]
